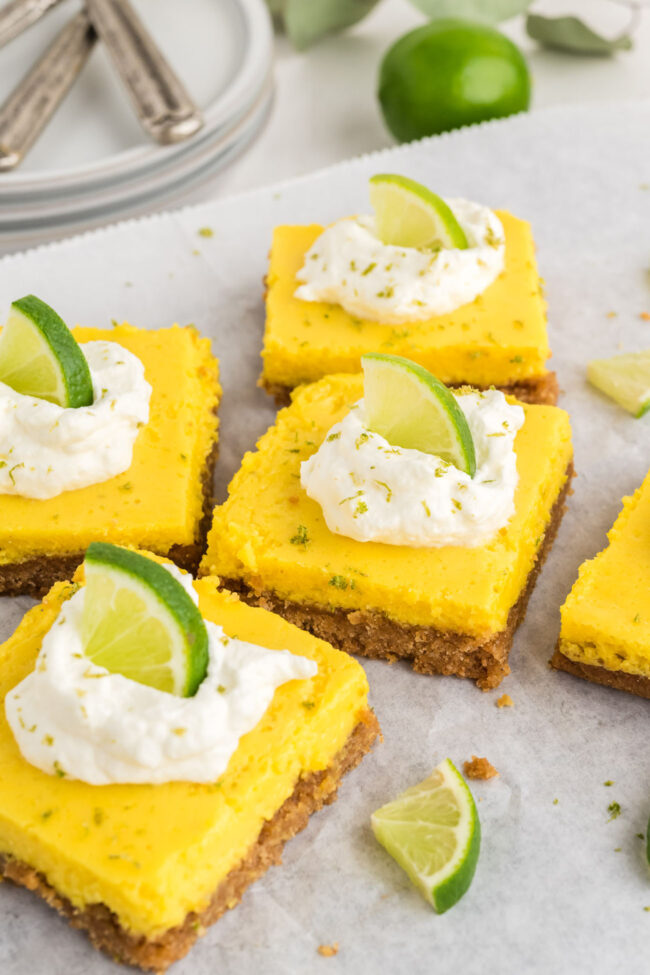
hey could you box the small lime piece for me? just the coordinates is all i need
[369,173,468,250]
[362,353,476,476]
[587,351,650,417]
[81,543,209,697]
[371,758,480,914]
[378,19,531,143]
[0,295,93,407]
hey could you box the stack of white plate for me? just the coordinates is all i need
[0,0,273,249]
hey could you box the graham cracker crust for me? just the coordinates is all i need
[222,463,574,691]
[0,708,380,972]
[0,438,219,600]
[550,648,650,700]
[261,372,559,408]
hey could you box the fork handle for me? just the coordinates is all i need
[85,0,204,145]
[0,10,96,172]
[0,0,66,49]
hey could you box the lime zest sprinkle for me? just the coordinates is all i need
[329,574,355,590]
[290,525,310,546]
[607,801,622,821]
[374,480,393,502]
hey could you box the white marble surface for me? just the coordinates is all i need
[0,99,648,975]
[208,0,650,200]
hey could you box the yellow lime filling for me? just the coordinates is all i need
[261,211,550,390]
[559,471,650,679]
[0,324,220,564]
[201,374,572,637]
[0,573,369,937]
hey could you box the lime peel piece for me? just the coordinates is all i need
[369,173,469,250]
[371,758,481,914]
[362,352,476,476]
[81,543,209,698]
[587,351,650,417]
[0,295,93,408]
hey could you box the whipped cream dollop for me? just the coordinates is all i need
[0,341,151,500]
[5,565,317,785]
[301,389,524,548]
[294,199,505,324]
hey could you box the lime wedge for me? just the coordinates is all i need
[362,353,476,476]
[587,351,650,417]
[369,173,469,250]
[0,295,93,408]
[81,543,209,697]
[371,758,481,914]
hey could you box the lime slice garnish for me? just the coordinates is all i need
[362,353,476,476]
[371,758,481,914]
[80,543,209,697]
[587,351,650,417]
[369,173,469,250]
[0,295,93,408]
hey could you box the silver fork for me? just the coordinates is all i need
[0,9,96,172]
[85,0,204,145]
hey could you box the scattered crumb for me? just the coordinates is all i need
[644,906,650,912]
[606,310,617,319]
[637,833,645,840]
[192,249,201,256]
[603,780,614,787]
[463,756,498,780]
[614,847,622,852]
[641,312,650,321]
[553,798,559,805]
[197,227,214,238]
[496,693,513,708]
[318,943,339,958]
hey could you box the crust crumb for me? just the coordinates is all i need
[318,943,339,957]
[496,694,514,708]
[463,756,498,780]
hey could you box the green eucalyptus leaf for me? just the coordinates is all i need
[284,0,382,50]
[525,13,633,55]
[409,0,532,24]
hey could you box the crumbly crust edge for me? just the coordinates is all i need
[220,463,574,691]
[260,372,560,408]
[0,708,380,972]
[550,648,650,700]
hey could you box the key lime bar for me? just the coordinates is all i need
[0,568,378,971]
[552,470,650,699]
[0,324,220,597]
[260,213,557,405]
[201,374,573,689]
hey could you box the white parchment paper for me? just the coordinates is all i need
[0,101,649,975]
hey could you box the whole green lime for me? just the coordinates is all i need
[378,19,531,143]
